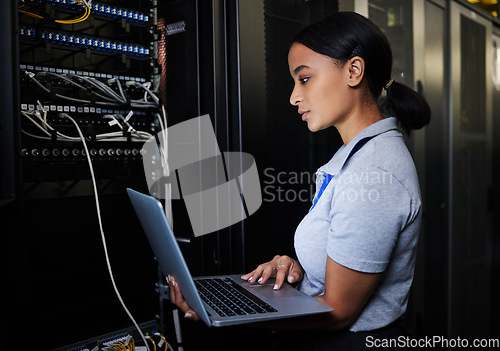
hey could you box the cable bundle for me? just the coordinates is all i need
[19,0,92,25]
[21,107,154,143]
[22,69,159,109]
[44,74,169,351]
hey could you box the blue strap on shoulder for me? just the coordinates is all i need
[308,136,374,212]
[309,173,333,212]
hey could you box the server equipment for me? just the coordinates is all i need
[12,1,166,349]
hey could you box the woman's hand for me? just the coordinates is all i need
[241,255,304,290]
[167,275,200,321]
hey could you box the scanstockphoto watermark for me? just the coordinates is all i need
[336,170,393,203]
[366,335,500,349]
[262,167,394,203]
[142,115,263,237]
[262,168,315,203]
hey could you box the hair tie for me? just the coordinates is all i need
[384,78,394,91]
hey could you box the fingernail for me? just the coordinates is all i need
[184,312,193,319]
[241,275,246,279]
[258,277,263,283]
[288,276,295,283]
[273,284,279,290]
[171,278,176,287]
[248,277,253,282]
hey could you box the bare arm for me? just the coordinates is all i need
[246,255,381,330]
[169,254,380,330]
[312,256,381,330]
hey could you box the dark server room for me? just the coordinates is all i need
[2,0,500,350]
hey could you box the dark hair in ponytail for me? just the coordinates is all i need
[292,12,430,134]
[383,81,431,134]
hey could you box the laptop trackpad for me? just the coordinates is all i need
[249,284,302,298]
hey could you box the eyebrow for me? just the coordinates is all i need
[293,65,310,76]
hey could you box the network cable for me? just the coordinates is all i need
[21,72,168,351]
[154,332,169,351]
[19,0,150,24]
[21,109,152,142]
[22,69,160,109]
[145,335,157,351]
[42,72,122,104]
[63,112,151,351]
[18,0,91,25]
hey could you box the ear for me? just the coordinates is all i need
[347,56,365,88]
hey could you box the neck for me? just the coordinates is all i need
[335,101,383,145]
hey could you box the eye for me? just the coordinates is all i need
[299,77,310,84]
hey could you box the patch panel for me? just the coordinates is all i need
[20,143,146,182]
[19,26,36,40]
[20,26,150,57]
[49,321,167,351]
[91,2,150,25]
[38,0,151,24]
[19,64,154,115]
[99,332,132,349]
[21,146,142,160]
[19,64,147,83]
[20,104,150,127]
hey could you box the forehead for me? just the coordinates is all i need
[288,42,338,75]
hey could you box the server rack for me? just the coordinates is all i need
[8,1,164,349]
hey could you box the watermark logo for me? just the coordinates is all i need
[141,115,262,237]
[366,335,500,349]
[262,168,315,203]
[261,168,394,205]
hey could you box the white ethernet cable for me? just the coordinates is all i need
[36,100,49,131]
[21,108,153,142]
[21,110,81,141]
[160,105,172,226]
[125,82,171,223]
[22,69,158,109]
[63,113,151,351]
[126,81,159,105]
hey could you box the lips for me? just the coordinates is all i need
[298,110,310,121]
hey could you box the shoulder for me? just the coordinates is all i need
[332,133,421,222]
[344,131,420,198]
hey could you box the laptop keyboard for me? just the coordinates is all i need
[195,277,278,317]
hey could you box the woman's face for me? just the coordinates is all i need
[288,42,353,132]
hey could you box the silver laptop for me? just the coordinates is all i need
[127,188,333,327]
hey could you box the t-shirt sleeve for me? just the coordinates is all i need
[326,166,412,273]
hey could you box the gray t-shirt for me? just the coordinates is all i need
[294,117,422,332]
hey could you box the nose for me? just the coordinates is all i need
[289,85,302,106]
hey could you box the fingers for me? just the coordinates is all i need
[255,260,278,284]
[240,270,256,281]
[166,275,200,321]
[241,255,281,284]
[273,263,289,290]
[288,259,304,284]
[241,255,301,290]
[183,309,199,321]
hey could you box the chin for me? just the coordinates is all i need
[307,122,325,133]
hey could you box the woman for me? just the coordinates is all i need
[169,12,430,350]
